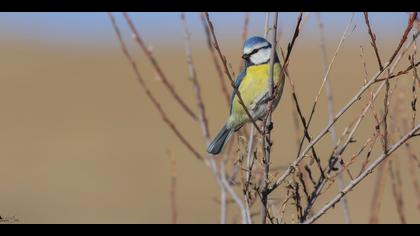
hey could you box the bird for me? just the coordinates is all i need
[207,36,285,155]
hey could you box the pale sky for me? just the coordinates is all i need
[0,12,411,48]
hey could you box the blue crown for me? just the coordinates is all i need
[243,36,271,55]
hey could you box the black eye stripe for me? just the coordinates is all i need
[244,45,271,58]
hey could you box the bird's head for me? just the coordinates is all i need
[242,36,272,65]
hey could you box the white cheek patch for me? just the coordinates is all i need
[250,48,271,65]
[243,41,269,55]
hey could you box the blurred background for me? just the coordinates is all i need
[0,12,418,223]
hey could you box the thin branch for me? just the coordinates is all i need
[108,12,203,160]
[200,13,230,106]
[381,67,391,154]
[388,159,407,224]
[363,12,384,70]
[411,54,419,130]
[297,16,355,196]
[368,159,389,224]
[260,12,278,224]
[122,12,198,121]
[203,12,263,135]
[168,150,177,224]
[264,13,270,38]
[274,16,356,214]
[407,37,420,213]
[182,13,239,224]
[244,125,255,223]
[316,12,352,224]
[305,13,355,141]
[334,32,420,162]
[304,123,420,224]
[181,13,211,143]
[270,12,418,193]
[317,12,339,145]
[388,13,419,64]
[239,12,250,72]
[273,13,323,171]
[220,162,249,224]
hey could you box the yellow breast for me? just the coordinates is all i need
[229,62,282,128]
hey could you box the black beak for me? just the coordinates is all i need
[242,54,249,60]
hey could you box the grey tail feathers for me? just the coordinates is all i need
[207,124,233,155]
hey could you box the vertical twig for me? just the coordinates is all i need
[305,14,355,140]
[181,13,210,143]
[383,69,391,152]
[200,13,230,106]
[168,150,177,224]
[407,36,420,213]
[316,12,352,224]
[181,13,237,224]
[298,15,355,222]
[239,12,250,72]
[410,46,418,130]
[369,68,392,224]
[368,159,389,224]
[304,124,420,224]
[244,125,255,223]
[363,12,384,71]
[108,13,203,160]
[203,12,262,135]
[264,13,271,38]
[260,12,278,224]
[220,162,249,224]
[271,13,418,192]
[122,12,198,121]
[388,159,407,223]
[334,31,419,163]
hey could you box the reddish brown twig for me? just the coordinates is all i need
[388,13,418,64]
[181,13,210,143]
[304,15,418,223]
[278,189,292,224]
[122,12,198,121]
[260,12,278,224]
[410,54,418,129]
[364,12,384,71]
[203,12,263,135]
[274,13,317,161]
[271,13,418,193]
[382,69,391,152]
[108,13,203,160]
[181,13,247,224]
[335,36,419,165]
[316,12,352,224]
[200,13,230,107]
[277,16,356,222]
[374,60,420,82]
[305,14,355,144]
[403,50,420,212]
[357,133,380,175]
[304,123,420,224]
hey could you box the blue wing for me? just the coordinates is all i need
[229,69,246,114]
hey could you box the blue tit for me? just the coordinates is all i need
[207,36,285,155]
